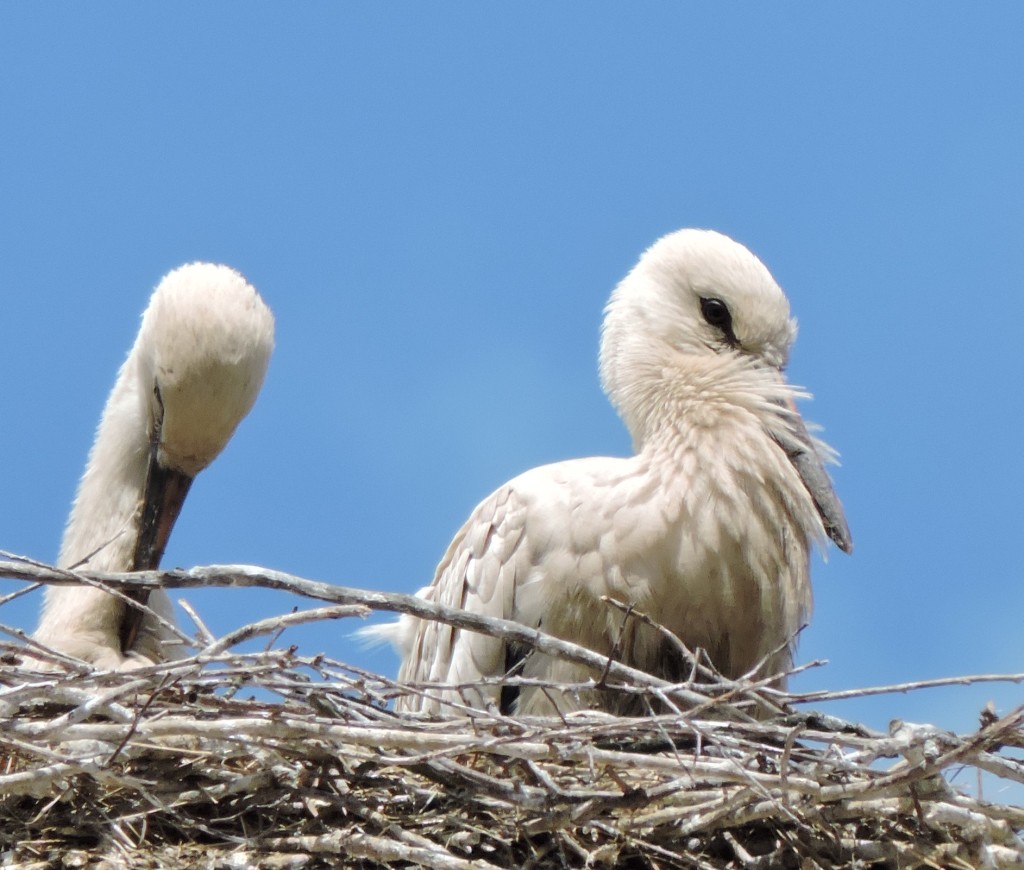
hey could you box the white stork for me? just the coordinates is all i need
[34,263,274,669]
[365,229,851,715]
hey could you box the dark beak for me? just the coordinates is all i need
[119,437,194,653]
[775,397,853,555]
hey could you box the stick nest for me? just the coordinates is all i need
[1,561,1023,869]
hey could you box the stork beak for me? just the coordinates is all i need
[133,458,194,571]
[776,395,853,555]
[119,438,194,652]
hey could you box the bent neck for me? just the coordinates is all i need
[613,347,786,453]
[58,353,150,572]
[616,354,828,557]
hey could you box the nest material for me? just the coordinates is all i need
[1,561,1023,869]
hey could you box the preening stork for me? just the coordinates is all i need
[366,229,851,716]
[34,264,274,669]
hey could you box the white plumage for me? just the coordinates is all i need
[366,229,851,716]
[34,263,274,669]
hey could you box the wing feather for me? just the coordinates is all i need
[396,484,529,713]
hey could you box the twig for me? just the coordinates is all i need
[1,559,1023,867]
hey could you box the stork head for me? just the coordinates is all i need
[600,228,851,553]
[600,229,796,398]
[136,263,275,478]
[129,263,275,574]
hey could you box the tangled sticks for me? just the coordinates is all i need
[1,558,1023,868]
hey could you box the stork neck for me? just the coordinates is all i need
[617,341,793,448]
[58,355,151,572]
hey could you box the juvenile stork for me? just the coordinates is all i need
[34,263,274,669]
[367,229,851,715]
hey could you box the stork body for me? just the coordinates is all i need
[35,264,274,669]
[368,229,851,716]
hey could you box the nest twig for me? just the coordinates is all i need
[1,555,1022,869]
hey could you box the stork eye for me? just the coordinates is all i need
[699,297,739,347]
[700,297,731,329]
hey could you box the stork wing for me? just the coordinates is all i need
[397,484,529,714]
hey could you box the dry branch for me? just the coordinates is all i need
[1,556,1023,868]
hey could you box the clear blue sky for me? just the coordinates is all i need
[2,6,1022,754]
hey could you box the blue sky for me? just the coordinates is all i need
[2,5,1022,757]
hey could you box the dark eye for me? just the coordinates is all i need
[700,297,731,329]
[699,297,739,347]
